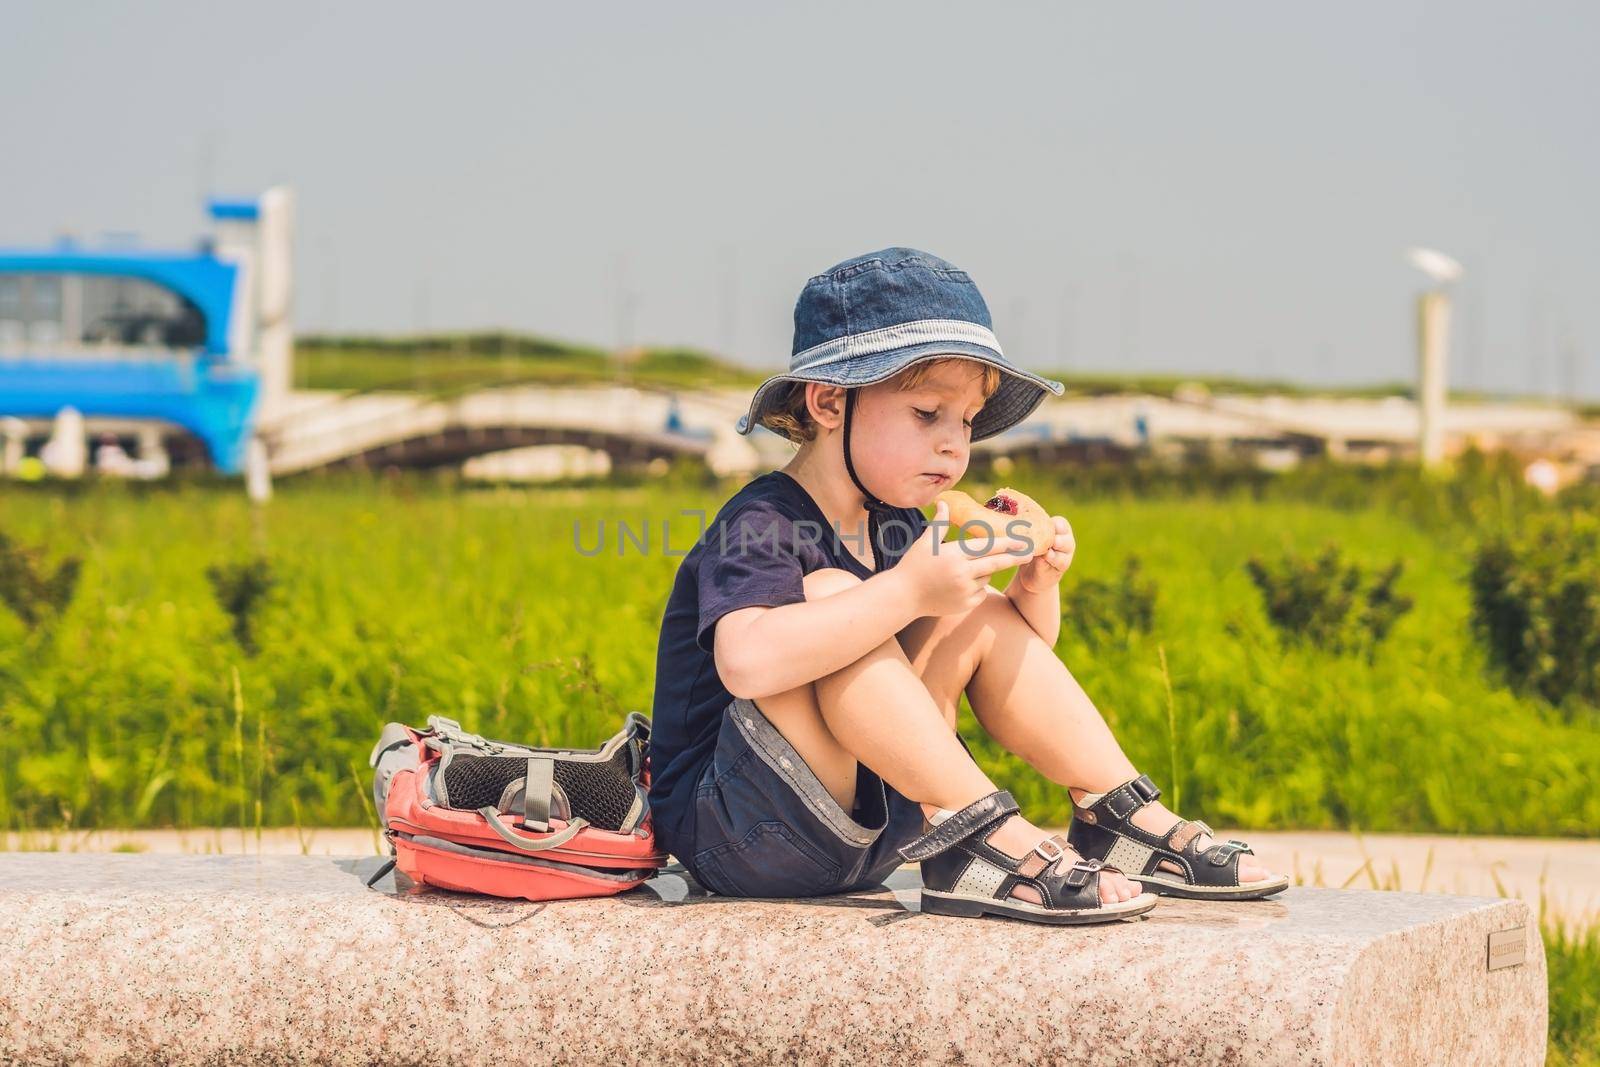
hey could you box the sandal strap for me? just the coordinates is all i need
[1166,820,1208,852]
[981,837,1110,903]
[1206,839,1254,866]
[1080,774,1161,826]
[1009,835,1113,888]
[1010,852,1108,896]
[1166,818,1254,864]
[897,790,1018,862]
[1014,833,1072,879]
[1061,856,1105,889]
[930,829,1123,912]
[1154,819,1256,882]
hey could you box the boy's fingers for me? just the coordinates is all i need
[952,536,1030,561]
[972,549,1028,577]
[991,537,1035,558]
[918,501,948,544]
[965,535,1030,556]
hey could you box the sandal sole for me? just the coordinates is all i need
[920,888,1157,924]
[1134,875,1290,901]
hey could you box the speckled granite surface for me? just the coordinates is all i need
[0,855,1545,1065]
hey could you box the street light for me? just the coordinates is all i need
[1406,247,1462,468]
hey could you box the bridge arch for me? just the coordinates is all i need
[308,423,710,473]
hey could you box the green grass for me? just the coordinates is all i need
[2,467,1597,836]
[1549,916,1600,1065]
[293,333,766,394]
[966,493,1600,836]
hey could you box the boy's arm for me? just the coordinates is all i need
[1002,514,1076,646]
[713,568,922,700]
[1003,576,1061,646]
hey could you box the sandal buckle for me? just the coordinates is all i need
[1130,775,1162,802]
[1064,857,1101,888]
[1033,838,1066,866]
[1209,841,1245,866]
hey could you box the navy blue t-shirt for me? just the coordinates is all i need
[648,470,927,851]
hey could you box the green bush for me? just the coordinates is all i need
[206,558,276,656]
[0,531,80,630]
[1470,514,1600,712]
[1245,545,1413,656]
[1062,556,1157,647]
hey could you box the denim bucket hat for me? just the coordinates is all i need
[736,247,1065,443]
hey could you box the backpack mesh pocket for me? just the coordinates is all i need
[441,746,637,832]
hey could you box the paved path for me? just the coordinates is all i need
[1241,830,1600,930]
[9,826,1597,928]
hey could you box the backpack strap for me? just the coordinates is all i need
[477,807,588,852]
[427,715,496,752]
[622,712,651,775]
[619,788,648,835]
[522,756,555,832]
[367,722,414,767]
[364,857,397,889]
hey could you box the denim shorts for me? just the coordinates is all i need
[680,697,925,898]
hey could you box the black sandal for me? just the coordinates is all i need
[898,789,1157,924]
[1066,775,1289,900]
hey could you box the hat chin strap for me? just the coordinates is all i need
[842,388,897,572]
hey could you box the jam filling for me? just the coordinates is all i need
[984,493,1019,515]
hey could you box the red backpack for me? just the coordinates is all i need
[367,712,667,901]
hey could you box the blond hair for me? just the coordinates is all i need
[759,358,1002,442]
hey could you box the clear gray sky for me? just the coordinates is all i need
[3,1,1596,396]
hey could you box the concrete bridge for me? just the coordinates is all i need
[7,378,1588,483]
[972,391,1586,467]
[255,383,1590,481]
[259,386,793,478]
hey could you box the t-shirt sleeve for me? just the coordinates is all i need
[695,503,809,653]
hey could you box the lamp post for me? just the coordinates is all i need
[1406,248,1462,468]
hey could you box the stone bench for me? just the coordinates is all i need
[0,855,1545,1065]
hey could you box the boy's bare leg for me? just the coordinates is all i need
[753,569,1139,904]
[898,587,1274,884]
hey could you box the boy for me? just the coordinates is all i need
[650,248,1285,923]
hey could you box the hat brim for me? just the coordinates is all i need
[736,341,1065,443]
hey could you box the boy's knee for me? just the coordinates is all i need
[803,567,861,600]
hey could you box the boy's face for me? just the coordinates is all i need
[844,359,989,507]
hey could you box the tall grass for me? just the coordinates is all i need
[963,492,1600,836]
[1549,916,1600,1066]
[2,470,1597,835]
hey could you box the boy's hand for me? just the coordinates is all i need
[893,500,1033,617]
[1013,514,1076,593]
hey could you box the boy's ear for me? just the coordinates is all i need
[806,383,847,432]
